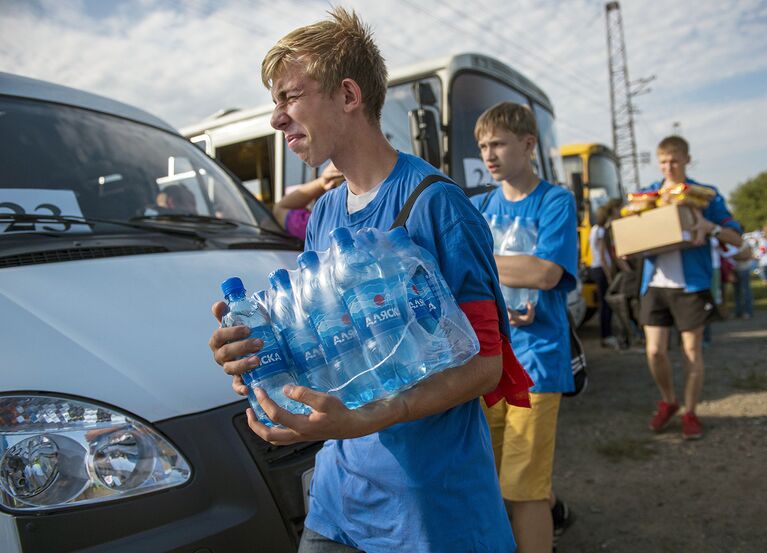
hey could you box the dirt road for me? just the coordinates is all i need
[553,306,767,553]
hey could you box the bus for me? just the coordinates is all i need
[560,142,624,319]
[181,52,587,324]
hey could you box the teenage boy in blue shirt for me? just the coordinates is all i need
[639,136,742,440]
[471,102,577,553]
[207,8,532,553]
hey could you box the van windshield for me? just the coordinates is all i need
[0,96,275,237]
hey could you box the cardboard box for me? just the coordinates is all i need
[611,204,698,257]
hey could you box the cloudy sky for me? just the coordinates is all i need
[2,0,766,198]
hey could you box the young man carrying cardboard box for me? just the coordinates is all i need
[638,136,741,440]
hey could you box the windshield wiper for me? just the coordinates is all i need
[130,213,238,228]
[0,213,205,239]
[131,213,292,240]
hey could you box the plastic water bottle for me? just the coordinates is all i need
[268,269,332,393]
[220,277,308,426]
[499,217,539,311]
[330,227,417,388]
[296,251,388,407]
[386,227,444,330]
[487,213,512,254]
[386,227,453,374]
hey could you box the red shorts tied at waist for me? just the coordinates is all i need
[461,300,533,409]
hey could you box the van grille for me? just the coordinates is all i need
[0,245,168,268]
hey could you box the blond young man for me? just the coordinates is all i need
[207,8,530,553]
[638,136,742,439]
[471,102,577,553]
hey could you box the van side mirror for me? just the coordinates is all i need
[408,82,442,169]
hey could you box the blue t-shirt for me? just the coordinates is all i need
[303,152,515,553]
[471,182,577,393]
[639,178,742,294]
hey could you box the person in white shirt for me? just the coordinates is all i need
[589,204,619,349]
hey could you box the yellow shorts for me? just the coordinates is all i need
[482,393,562,501]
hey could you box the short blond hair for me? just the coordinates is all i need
[261,7,387,123]
[657,135,689,157]
[474,102,538,141]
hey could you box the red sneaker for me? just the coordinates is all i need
[649,400,679,431]
[682,412,703,440]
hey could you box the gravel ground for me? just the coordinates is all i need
[553,304,767,553]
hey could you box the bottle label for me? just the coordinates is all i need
[408,267,441,321]
[249,325,290,377]
[311,305,361,359]
[342,278,404,342]
[282,326,326,372]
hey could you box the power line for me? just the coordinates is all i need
[440,0,607,99]
[395,0,609,113]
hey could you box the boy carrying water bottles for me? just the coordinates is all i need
[207,8,531,553]
[471,102,578,553]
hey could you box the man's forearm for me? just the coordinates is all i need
[495,254,563,290]
[354,353,502,435]
[276,179,325,210]
[717,226,743,247]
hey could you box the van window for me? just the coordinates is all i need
[0,96,273,234]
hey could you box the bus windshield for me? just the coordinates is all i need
[586,154,622,218]
[449,72,533,189]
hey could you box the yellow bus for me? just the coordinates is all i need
[560,143,623,318]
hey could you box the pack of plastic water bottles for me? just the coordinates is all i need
[220,226,479,425]
[485,215,539,312]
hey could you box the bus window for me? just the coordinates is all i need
[382,78,442,155]
[588,154,622,200]
[532,103,564,184]
[216,137,274,205]
[562,155,583,188]
[284,139,316,193]
[450,73,533,188]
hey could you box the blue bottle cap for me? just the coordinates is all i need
[329,227,354,249]
[297,250,321,271]
[268,268,292,289]
[388,226,410,245]
[221,276,245,297]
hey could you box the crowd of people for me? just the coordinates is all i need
[205,7,754,553]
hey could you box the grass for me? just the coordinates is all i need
[595,437,657,463]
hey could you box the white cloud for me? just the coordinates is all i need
[1,0,765,199]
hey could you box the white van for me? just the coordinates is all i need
[0,73,319,552]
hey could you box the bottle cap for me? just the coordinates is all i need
[297,250,321,271]
[221,276,245,298]
[268,268,292,289]
[329,227,354,249]
[387,226,410,246]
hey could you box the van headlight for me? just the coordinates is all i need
[0,394,191,512]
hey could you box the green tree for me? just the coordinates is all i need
[729,172,767,232]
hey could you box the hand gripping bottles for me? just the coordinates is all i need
[216,227,480,421]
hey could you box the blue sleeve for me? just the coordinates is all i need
[704,191,742,233]
[407,184,499,304]
[535,189,577,292]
